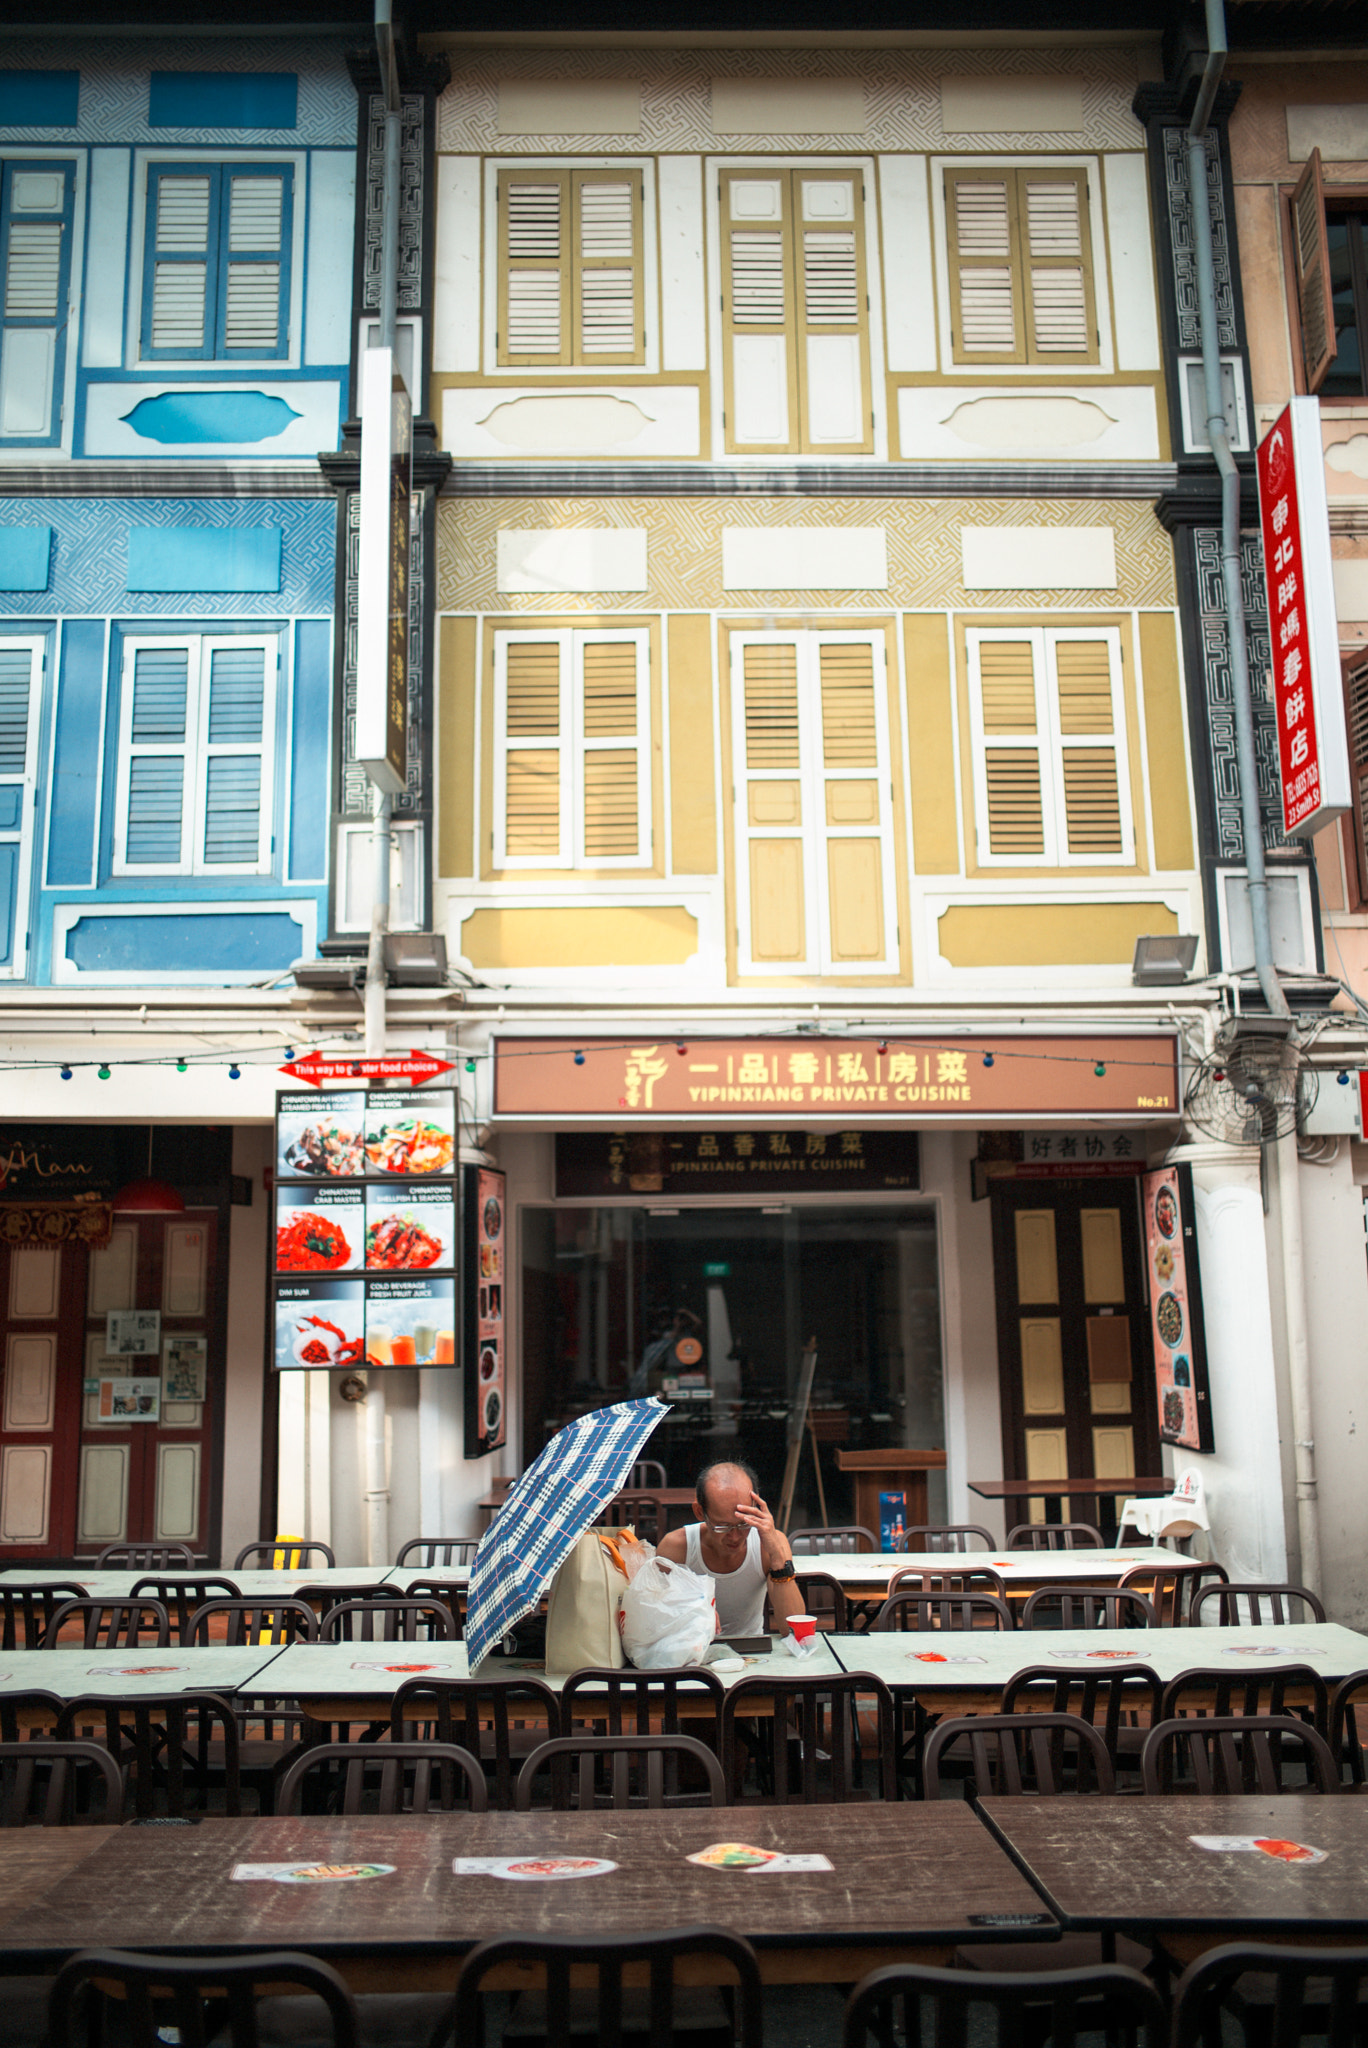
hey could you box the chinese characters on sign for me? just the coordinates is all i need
[1141,1163,1214,1453]
[1255,398,1351,838]
[555,1130,920,1198]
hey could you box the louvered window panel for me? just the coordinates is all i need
[730,231,786,323]
[505,644,561,735]
[151,264,207,351]
[1343,656,1368,901]
[950,169,1096,367]
[507,184,562,257]
[1054,641,1114,735]
[978,643,1038,733]
[582,642,637,736]
[580,270,634,353]
[959,268,1017,351]
[1029,268,1088,353]
[820,645,878,767]
[156,176,211,250]
[582,750,638,858]
[207,647,265,743]
[131,649,189,743]
[505,752,560,856]
[223,263,280,352]
[1025,182,1083,258]
[0,653,29,774]
[506,273,562,354]
[203,755,261,863]
[1062,749,1123,854]
[125,757,184,865]
[579,182,633,257]
[803,230,858,324]
[144,165,290,361]
[743,645,801,769]
[984,753,1046,856]
[228,178,283,251]
[4,224,61,320]
[955,181,1011,256]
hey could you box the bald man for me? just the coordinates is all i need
[657,1460,803,1637]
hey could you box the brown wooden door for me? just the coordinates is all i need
[0,1239,88,1553]
[989,1178,1157,1528]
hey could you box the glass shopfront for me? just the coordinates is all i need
[520,1202,945,1526]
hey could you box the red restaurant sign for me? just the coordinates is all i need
[279,1049,455,1088]
[493,1036,1180,1119]
[1255,397,1351,837]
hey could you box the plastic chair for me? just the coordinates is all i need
[888,1566,1006,1601]
[1330,1667,1368,1783]
[872,1590,1014,1632]
[1000,1664,1163,1782]
[922,1712,1116,1799]
[561,1665,725,1746]
[42,1597,170,1650]
[276,1738,487,1815]
[790,1525,877,1555]
[515,1733,727,1810]
[1005,1523,1104,1550]
[722,1670,896,1803]
[1118,1557,1226,1625]
[0,1688,62,1746]
[94,1543,194,1569]
[233,1538,336,1570]
[49,1949,359,2048]
[55,1691,242,1818]
[844,1961,1164,2048]
[0,1740,123,1826]
[0,1582,87,1651]
[900,1524,994,1553]
[602,1490,663,1543]
[1140,1713,1338,1795]
[1190,1580,1327,1627]
[450,1926,763,2048]
[1171,1942,1368,2048]
[394,1536,480,1569]
[390,1674,561,1809]
[404,1579,465,1636]
[129,1575,240,1643]
[1160,1664,1330,1739]
[768,1568,847,1632]
[1020,1586,1157,1630]
[187,1597,319,1646]
[320,1597,454,1643]
[628,1459,668,1490]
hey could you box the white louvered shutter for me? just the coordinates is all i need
[796,174,871,452]
[970,632,1048,861]
[0,163,73,439]
[198,639,272,867]
[221,173,287,355]
[1021,172,1093,363]
[574,172,643,365]
[734,635,810,965]
[497,633,569,865]
[119,641,195,870]
[499,173,571,367]
[1047,630,1130,861]
[0,638,41,974]
[722,172,797,452]
[814,634,895,968]
[947,172,1023,362]
[576,631,648,863]
[148,172,213,355]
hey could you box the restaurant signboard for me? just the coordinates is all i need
[463,1165,507,1458]
[495,1036,1180,1120]
[555,1129,920,1197]
[1141,1161,1213,1453]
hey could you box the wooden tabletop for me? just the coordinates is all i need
[968,1479,1169,1499]
[980,1795,1368,1935]
[0,1828,114,1935]
[0,1807,1057,1977]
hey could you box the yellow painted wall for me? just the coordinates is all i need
[438,615,477,878]
[937,900,1179,969]
[460,904,700,969]
[904,612,959,874]
[1137,612,1195,873]
[667,614,717,874]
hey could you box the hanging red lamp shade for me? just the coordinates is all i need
[112,1176,186,1214]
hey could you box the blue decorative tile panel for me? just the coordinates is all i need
[0,499,334,616]
[0,71,78,127]
[126,525,282,594]
[289,618,331,882]
[47,619,105,888]
[62,907,306,974]
[0,528,52,591]
[149,72,298,131]
[0,39,352,145]
[120,392,301,445]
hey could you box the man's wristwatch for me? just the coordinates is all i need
[766,1558,796,1582]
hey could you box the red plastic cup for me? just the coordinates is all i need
[788,1614,816,1647]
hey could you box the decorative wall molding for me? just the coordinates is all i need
[1162,127,1238,353]
[339,488,426,820]
[440,461,1179,499]
[363,92,425,315]
[0,466,331,498]
[1192,525,1286,861]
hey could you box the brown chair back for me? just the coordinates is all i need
[1005,1523,1104,1549]
[721,1671,896,1803]
[187,1597,318,1647]
[1140,1713,1338,1795]
[276,1739,487,1815]
[233,1539,336,1570]
[889,1566,1006,1601]
[0,1739,123,1826]
[1159,1664,1329,1737]
[452,1928,762,2048]
[129,1577,241,1643]
[54,1691,242,1817]
[1171,1943,1368,2048]
[0,1583,87,1651]
[901,1525,994,1553]
[50,1949,358,2048]
[873,1590,1014,1632]
[1190,1580,1326,1628]
[394,1537,480,1569]
[922,1712,1116,1799]
[1331,1667,1368,1783]
[94,1543,194,1569]
[515,1733,726,1810]
[1020,1586,1157,1630]
[561,1665,724,1744]
[845,1962,1163,2048]
[390,1674,561,1809]
[1000,1664,1163,1768]
[1118,1558,1226,1625]
[790,1525,877,1555]
[43,1598,170,1650]
[320,1597,454,1643]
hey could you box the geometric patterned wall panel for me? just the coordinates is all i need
[1163,129,1238,352]
[439,42,1151,155]
[364,94,425,315]
[0,36,354,145]
[0,498,336,618]
[1193,525,1286,859]
[340,490,426,820]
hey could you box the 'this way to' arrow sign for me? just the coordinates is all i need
[279,1049,457,1087]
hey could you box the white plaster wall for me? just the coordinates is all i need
[221,1126,270,1569]
[1295,1147,1368,1626]
[936,1129,1007,1542]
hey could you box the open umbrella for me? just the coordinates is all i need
[464,1395,670,1670]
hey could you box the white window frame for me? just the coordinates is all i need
[113,632,278,877]
[0,634,44,979]
[127,150,307,372]
[493,626,652,870]
[967,625,1133,869]
[731,627,898,976]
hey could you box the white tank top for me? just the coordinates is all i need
[683,1522,766,1636]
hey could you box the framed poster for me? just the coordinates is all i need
[162,1336,207,1403]
[99,1377,160,1421]
[464,1164,506,1458]
[1141,1162,1214,1453]
[106,1309,160,1356]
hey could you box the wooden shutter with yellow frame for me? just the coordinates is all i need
[495,627,649,869]
[1341,651,1368,908]
[946,167,1097,368]
[497,169,644,368]
[1291,148,1337,393]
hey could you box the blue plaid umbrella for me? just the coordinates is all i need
[464,1396,670,1670]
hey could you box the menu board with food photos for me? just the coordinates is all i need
[273,1089,458,1370]
[1141,1161,1214,1452]
[464,1164,506,1457]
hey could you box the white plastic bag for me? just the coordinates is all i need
[620,1556,717,1669]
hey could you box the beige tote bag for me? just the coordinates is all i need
[544,1528,629,1676]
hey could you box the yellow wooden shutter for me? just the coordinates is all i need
[499,636,564,860]
[795,172,872,453]
[1291,148,1336,393]
[946,170,1025,365]
[573,170,643,366]
[721,170,798,454]
[817,638,891,965]
[1021,170,1095,364]
[498,171,571,367]
[1343,654,1368,906]
[737,637,807,962]
[976,636,1046,858]
[579,636,643,860]
[1052,636,1124,857]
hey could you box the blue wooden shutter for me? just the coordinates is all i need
[201,642,266,865]
[0,160,74,441]
[0,642,36,968]
[218,169,289,358]
[144,166,216,358]
[124,644,191,865]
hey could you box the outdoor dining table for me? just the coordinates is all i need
[0,1565,404,1602]
[978,1793,1368,1966]
[0,1805,1059,1989]
[798,1543,1184,1607]
[0,1643,290,1706]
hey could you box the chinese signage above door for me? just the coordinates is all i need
[556,1129,920,1198]
[1256,397,1350,838]
[495,1036,1180,1120]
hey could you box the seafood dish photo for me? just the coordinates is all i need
[282,1119,366,1178]
[276,1210,354,1272]
[365,1117,454,1176]
[366,1211,447,1270]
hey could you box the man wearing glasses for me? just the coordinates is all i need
[657,1460,804,1637]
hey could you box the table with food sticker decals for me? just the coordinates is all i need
[0,1643,290,1705]
[979,1795,1368,1963]
[0,1806,1058,1985]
